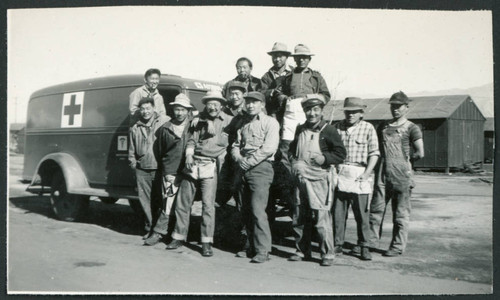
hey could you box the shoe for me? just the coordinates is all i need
[143,232,162,246]
[142,232,151,240]
[320,258,334,267]
[251,253,270,263]
[165,239,183,250]
[360,247,372,260]
[334,246,343,255]
[202,243,213,257]
[351,245,361,255]
[287,254,303,262]
[383,248,402,257]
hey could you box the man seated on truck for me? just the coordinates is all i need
[144,93,193,246]
[129,68,168,125]
[129,97,169,236]
[166,90,233,257]
[221,57,267,99]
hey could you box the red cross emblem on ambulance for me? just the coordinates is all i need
[61,92,84,128]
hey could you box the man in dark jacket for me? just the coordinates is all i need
[144,93,193,246]
[128,97,169,236]
[222,57,267,99]
[288,94,346,267]
[261,42,293,120]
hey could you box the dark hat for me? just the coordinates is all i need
[389,91,411,105]
[244,91,265,102]
[291,44,315,56]
[227,81,247,92]
[343,97,366,111]
[202,90,226,105]
[301,94,326,109]
[267,42,291,56]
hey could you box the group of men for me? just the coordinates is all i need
[127,42,424,266]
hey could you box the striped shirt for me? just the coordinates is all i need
[334,120,380,166]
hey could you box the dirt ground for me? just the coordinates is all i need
[7,153,493,295]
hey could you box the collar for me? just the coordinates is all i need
[200,110,227,121]
[137,112,158,127]
[269,64,292,75]
[293,67,312,74]
[141,85,158,95]
[341,119,362,130]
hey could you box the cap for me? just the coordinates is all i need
[301,94,326,109]
[244,91,265,102]
[389,91,410,105]
[227,81,247,92]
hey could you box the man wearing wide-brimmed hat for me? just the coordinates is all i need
[287,94,346,266]
[368,91,424,257]
[231,91,280,263]
[274,44,331,169]
[166,90,233,257]
[144,93,193,246]
[333,97,380,261]
[261,42,293,120]
[222,57,267,100]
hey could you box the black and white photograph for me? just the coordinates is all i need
[6,3,495,296]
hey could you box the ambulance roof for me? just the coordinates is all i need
[30,74,223,99]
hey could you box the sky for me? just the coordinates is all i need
[7,6,493,123]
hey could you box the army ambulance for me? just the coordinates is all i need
[23,74,222,221]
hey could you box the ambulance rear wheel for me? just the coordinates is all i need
[50,171,89,222]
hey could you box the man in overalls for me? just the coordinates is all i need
[368,91,424,257]
[288,94,346,266]
[333,97,380,261]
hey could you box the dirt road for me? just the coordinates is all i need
[7,154,493,295]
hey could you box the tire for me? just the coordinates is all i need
[50,171,89,222]
[100,197,118,204]
[128,199,145,217]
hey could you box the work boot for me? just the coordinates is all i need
[202,243,213,257]
[351,245,361,255]
[143,232,162,246]
[383,248,402,257]
[334,246,343,255]
[320,258,334,267]
[165,239,183,250]
[360,247,372,261]
[288,254,303,262]
[251,253,270,263]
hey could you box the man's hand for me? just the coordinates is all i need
[190,117,200,127]
[355,172,370,182]
[310,153,325,166]
[239,159,251,171]
[185,155,194,170]
[129,161,137,170]
[291,162,306,177]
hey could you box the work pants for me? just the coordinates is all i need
[136,168,160,230]
[369,180,412,252]
[172,172,218,243]
[239,161,274,255]
[334,191,370,247]
[151,175,179,236]
[292,183,335,259]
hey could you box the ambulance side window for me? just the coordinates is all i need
[185,90,207,117]
[158,86,182,119]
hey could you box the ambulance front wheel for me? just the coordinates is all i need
[50,171,89,222]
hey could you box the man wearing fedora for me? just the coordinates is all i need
[333,97,379,261]
[288,94,346,266]
[166,90,233,257]
[368,91,424,257]
[222,57,267,100]
[231,91,280,263]
[144,93,193,246]
[261,42,293,121]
